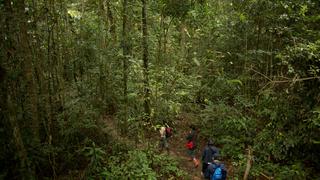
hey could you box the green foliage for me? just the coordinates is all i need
[162,0,191,19]
[219,136,244,160]
[151,67,200,124]
[310,109,320,134]
[81,142,106,178]
[151,153,186,178]
[277,40,320,76]
[58,83,101,145]
[102,149,184,179]
[53,80,112,176]
[251,162,307,180]
[200,99,256,157]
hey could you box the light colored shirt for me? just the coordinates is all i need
[159,126,166,138]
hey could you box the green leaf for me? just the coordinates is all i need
[239,13,246,22]
[227,79,243,86]
[193,57,200,66]
[312,140,320,144]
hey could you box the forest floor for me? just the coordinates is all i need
[166,114,204,180]
[102,114,204,179]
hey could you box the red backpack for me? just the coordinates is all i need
[186,141,194,149]
[165,127,173,138]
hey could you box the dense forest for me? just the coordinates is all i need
[1,0,319,179]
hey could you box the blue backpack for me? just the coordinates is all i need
[212,165,222,180]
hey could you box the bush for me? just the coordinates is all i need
[101,149,185,179]
[102,150,157,179]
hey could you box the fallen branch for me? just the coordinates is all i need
[260,172,274,180]
[248,67,272,81]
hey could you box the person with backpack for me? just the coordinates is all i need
[185,125,199,167]
[206,159,227,180]
[159,125,173,153]
[202,140,220,178]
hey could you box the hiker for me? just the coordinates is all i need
[185,125,199,167]
[159,126,172,153]
[206,159,227,180]
[202,140,219,178]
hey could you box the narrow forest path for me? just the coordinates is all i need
[166,114,235,180]
[101,114,204,179]
[167,114,203,180]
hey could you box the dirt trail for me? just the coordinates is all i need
[101,115,204,179]
[168,127,203,180]
[168,114,235,180]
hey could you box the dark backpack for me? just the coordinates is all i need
[165,127,173,138]
[210,147,219,160]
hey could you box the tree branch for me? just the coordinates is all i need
[248,67,320,84]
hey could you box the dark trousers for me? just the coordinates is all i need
[202,162,209,178]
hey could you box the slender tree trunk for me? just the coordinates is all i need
[157,13,164,64]
[46,0,54,147]
[163,18,172,64]
[142,0,151,120]
[180,20,186,66]
[244,28,248,96]
[98,0,106,101]
[269,33,273,77]
[106,0,116,41]
[45,0,57,176]
[122,0,131,132]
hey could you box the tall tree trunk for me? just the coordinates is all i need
[122,0,131,132]
[3,0,34,177]
[98,0,107,101]
[46,0,57,176]
[18,0,40,142]
[142,0,151,120]
[180,20,186,66]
